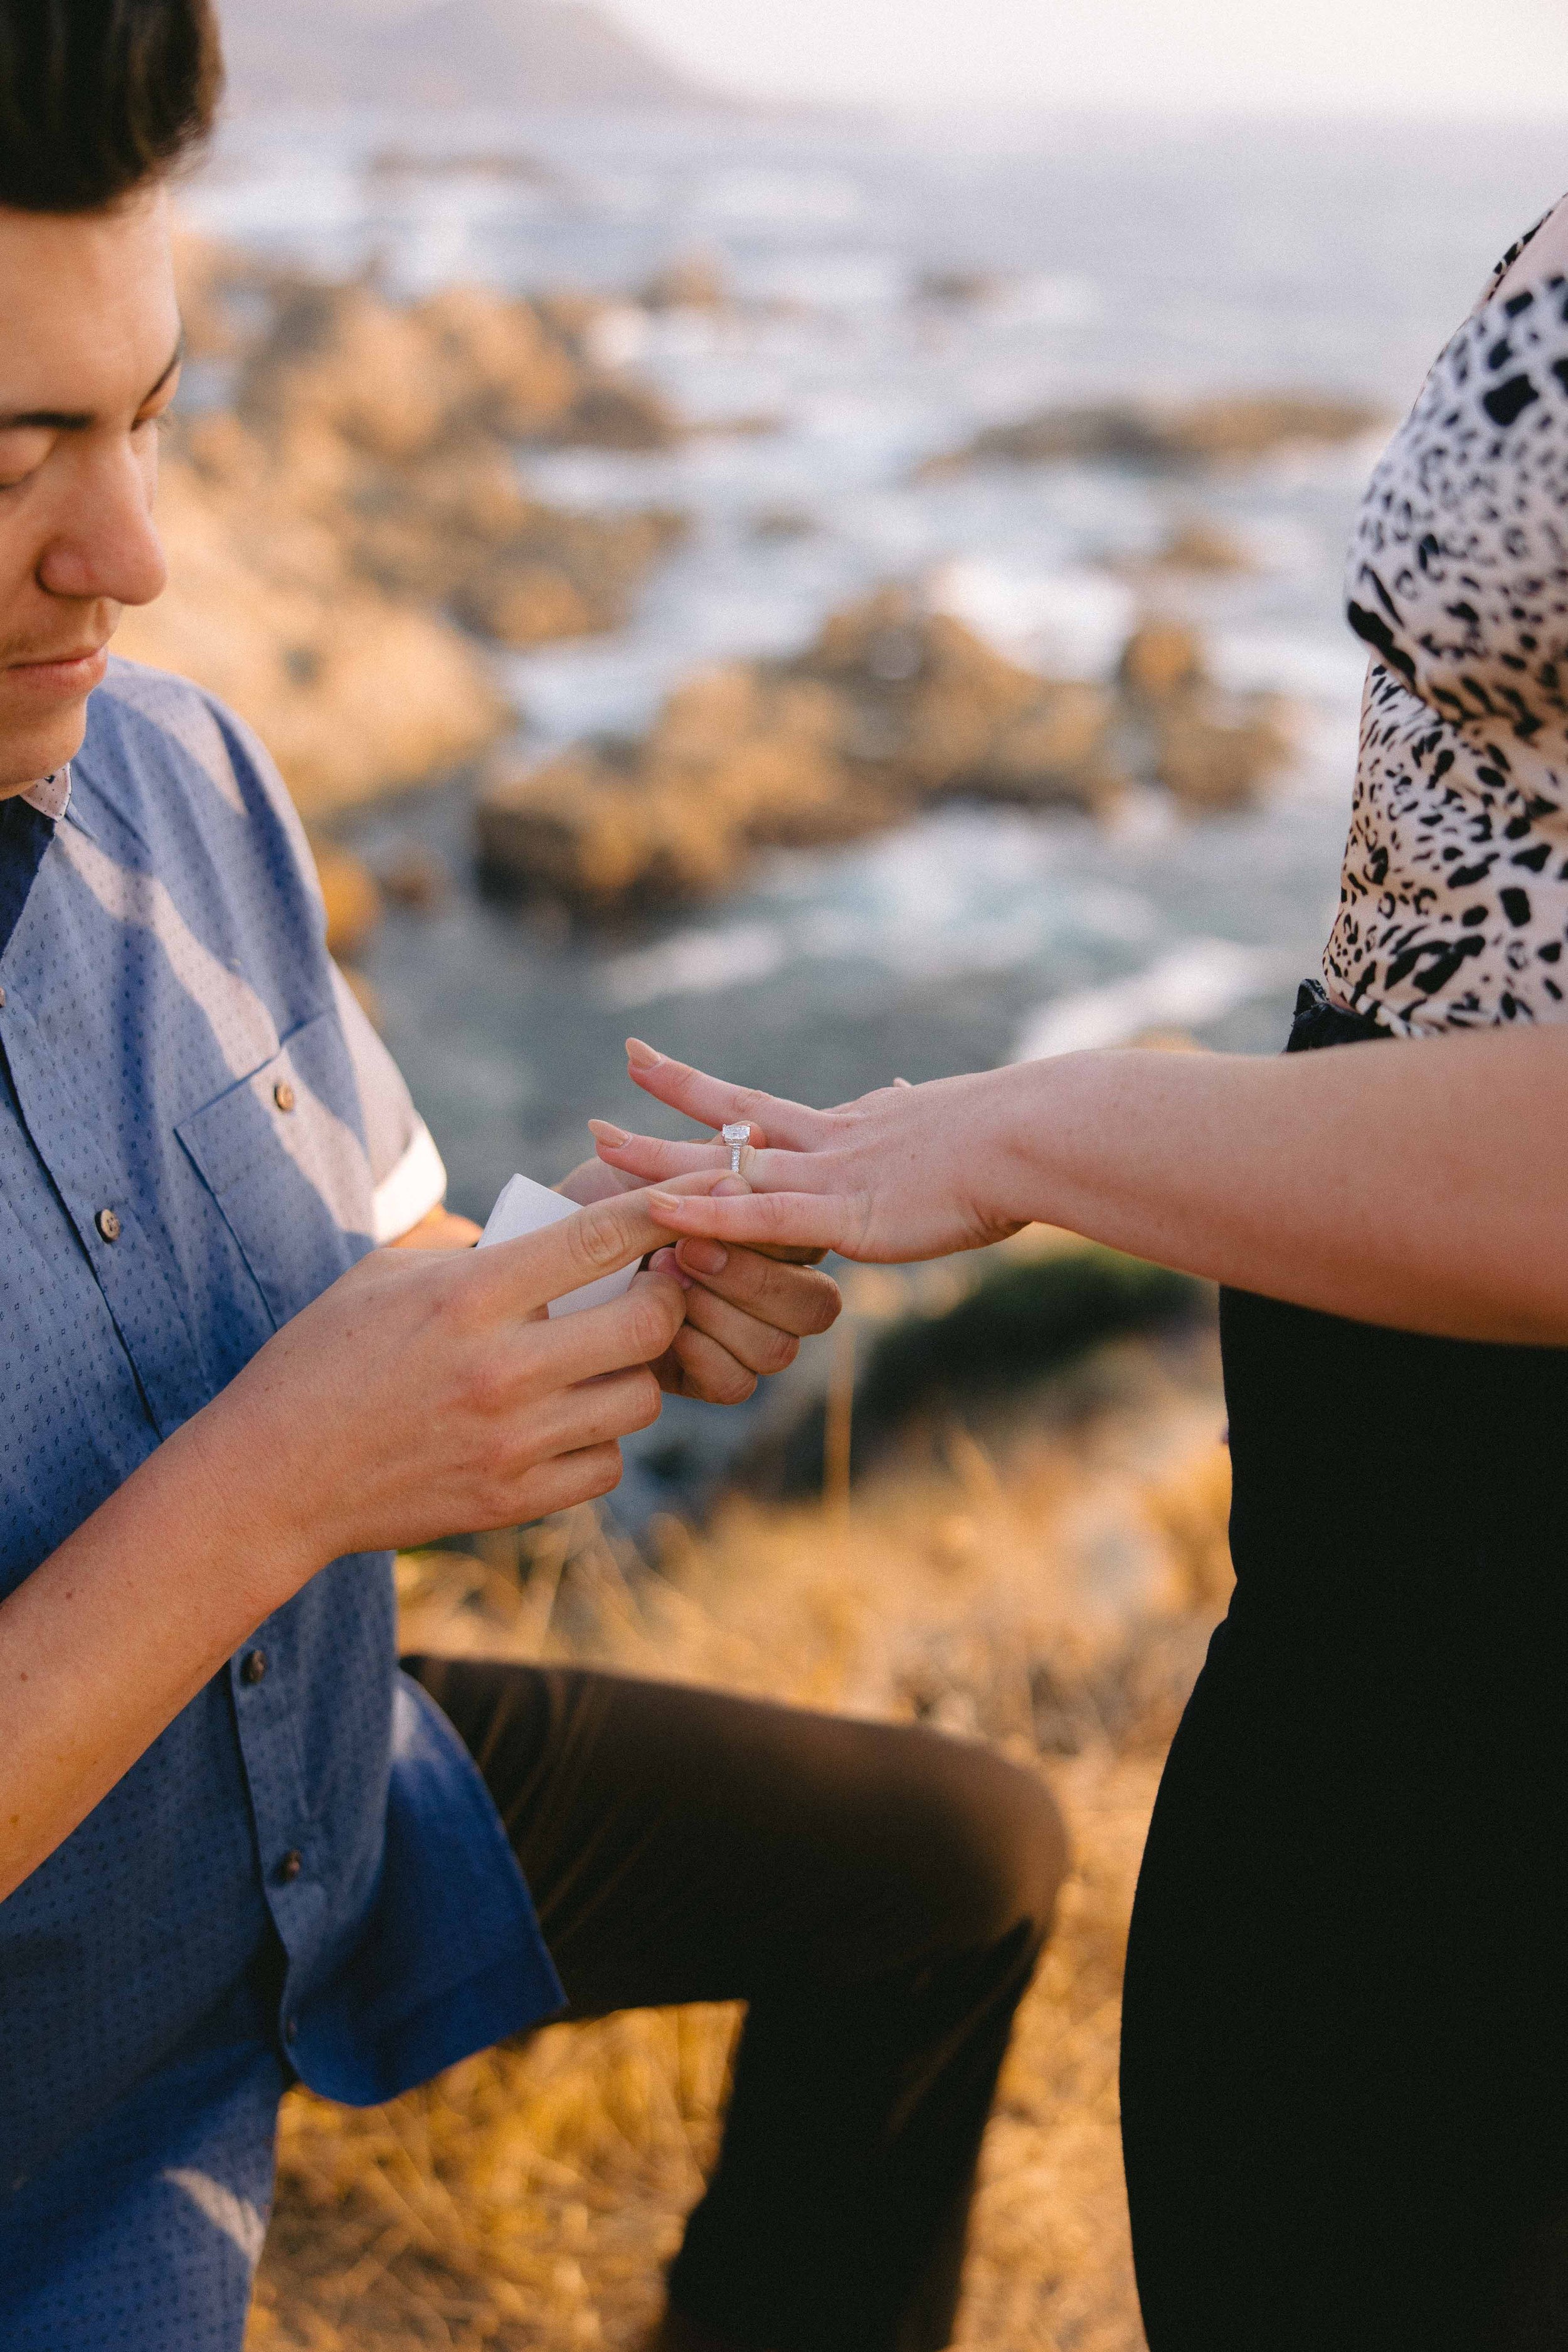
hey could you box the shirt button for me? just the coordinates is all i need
[95,1208,121,1243]
[240,1648,268,1685]
[277,1849,304,1883]
[273,1081,297,1114]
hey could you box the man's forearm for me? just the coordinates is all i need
[987,1025,1568,1343]
[0,1399,307,1904]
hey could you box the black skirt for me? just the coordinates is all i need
[1120,982,1568,2351]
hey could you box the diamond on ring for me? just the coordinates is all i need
[721,1121,752,1174]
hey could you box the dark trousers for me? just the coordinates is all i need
[403,1657,1065,2352]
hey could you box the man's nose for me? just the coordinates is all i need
[35,442,168,610]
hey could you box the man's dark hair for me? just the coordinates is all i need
[0,0,223,214]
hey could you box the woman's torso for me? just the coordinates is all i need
[1327,200,1568,1033]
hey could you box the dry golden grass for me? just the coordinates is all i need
[246,1337,1232,2352]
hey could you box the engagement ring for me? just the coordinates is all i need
[722,1121,752,1174]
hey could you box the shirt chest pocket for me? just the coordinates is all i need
[176,1009,372,1334]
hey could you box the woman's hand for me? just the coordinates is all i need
[590,1022,1568,1350]
[586,1039,1027,1264]
[554,1149,842,1400]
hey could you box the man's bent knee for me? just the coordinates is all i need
[868,1724,1067,1966]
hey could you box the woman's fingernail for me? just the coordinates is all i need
[649,1191,682,1214]
[679,1239,728,1276]
[626,1038,664,1069]
[589,1119,631,1145]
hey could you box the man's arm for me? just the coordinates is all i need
[0,1190,694,1905]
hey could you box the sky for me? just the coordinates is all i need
[596,0,1568,117]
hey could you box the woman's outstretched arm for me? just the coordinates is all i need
[588,1027,1568,1346]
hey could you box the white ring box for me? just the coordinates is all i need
[477,1175,642,1317]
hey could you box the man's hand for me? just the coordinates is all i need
[556,1155,840,1402]
[0,1181,710,1904]
[229,1185,703,1569]
[389,1204,484,1251]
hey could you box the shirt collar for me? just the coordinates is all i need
[20,766,71,822]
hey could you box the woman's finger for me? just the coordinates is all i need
[663,1322,761,1405]
[588,1125,726,1180]
[591,1130,812,1195]
[625,1040,824,1147]
[675,1242,842,1340]
[646,1187,861,1255]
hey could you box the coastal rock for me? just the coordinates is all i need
[918,391,1385,479]
[1118,618,1291,811]
[130,238,693,812]
[1150,516,1254,574]
[639,253,731,312]
[478,665,871,911]
[476,589,1129,909]
[114,455,509,817]
[1118,618,1207,706]
[914,267,1010,307]
[412,282,583,440]
[797,589,1124,808]
[312,844,384,960]
[553,376,684,451]
[1154,693,1295,812]
[237,268,684,460]
[331,431,688,644]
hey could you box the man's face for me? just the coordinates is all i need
[0,189,179,797]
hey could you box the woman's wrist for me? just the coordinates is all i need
[966,1057,1080,1236]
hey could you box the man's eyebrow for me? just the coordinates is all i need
[0,337,184,435]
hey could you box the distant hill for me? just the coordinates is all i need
[216,0,726,112]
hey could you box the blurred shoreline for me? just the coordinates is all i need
[154,104,1568,1517]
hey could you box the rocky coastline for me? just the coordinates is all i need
[125,236,1361,948]
[116,238,689,818]
[475,588,1294,914]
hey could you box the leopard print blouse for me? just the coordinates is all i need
[1324,204,1568,1034]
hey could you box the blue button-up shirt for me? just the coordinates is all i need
[0,662,563,2349]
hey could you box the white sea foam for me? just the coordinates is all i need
[1009,938,1292,1061]
[600,921,790,1007]
[928,558,1136,680]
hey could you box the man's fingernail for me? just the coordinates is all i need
[626,1039,664,1069]
[679,1239,728,1276]
[650,1247,694,1288]
[712,1176,751,1197]
[589,1119,631,1145]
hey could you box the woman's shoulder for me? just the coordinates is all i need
[1476,194,1568,314]
[1345,231,1568,752]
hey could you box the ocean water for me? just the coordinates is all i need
[181,106,1568,1512]
[184,108,1568,1204]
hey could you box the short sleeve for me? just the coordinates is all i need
[330,964,448,1242]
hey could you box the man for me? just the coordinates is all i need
[0,8,1066,2349]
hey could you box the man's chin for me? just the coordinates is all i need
[0,697,93,799]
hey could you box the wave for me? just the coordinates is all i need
[1009,937,1293,1061]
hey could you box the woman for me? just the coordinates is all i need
[588,197,1568,2351]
